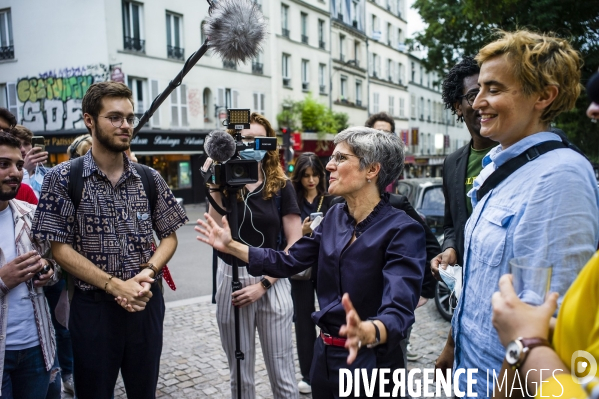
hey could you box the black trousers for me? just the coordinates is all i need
[69,283,165,399]
[290,278,317,383]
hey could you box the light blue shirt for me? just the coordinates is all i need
[452,132,599,397]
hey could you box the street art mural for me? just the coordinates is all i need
[16,64,109,131]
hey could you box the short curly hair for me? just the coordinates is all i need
[364,112,395,133]
[442,57,480,123]
[476,30,582,123]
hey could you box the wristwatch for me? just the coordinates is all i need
[366,320,381,349]
[140,263,158,278]
[505,337,550,370]
[260,277,272,290]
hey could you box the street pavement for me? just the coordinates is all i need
[62,203,452,398]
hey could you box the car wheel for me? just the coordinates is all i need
[434,280,455,322]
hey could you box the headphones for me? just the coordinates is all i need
[69,134,91,159]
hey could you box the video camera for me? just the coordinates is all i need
[206,109,277,187]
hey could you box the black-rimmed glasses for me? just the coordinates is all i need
[100,115,140,128]
[460,91,479,107]
[328,152,361,165]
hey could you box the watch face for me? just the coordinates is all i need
[505,341,522,365]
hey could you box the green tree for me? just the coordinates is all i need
[412,0,599,160]
[276,93,349,137]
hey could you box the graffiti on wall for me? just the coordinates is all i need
[17,64,109,131]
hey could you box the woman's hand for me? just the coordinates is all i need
[339,292,374,364]
[231,282,267,308]
[491,274,557,347]
[195,213,233,253]
[301,217,312,236]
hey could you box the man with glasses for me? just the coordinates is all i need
[431,56,496,373]
[32,81,188,398]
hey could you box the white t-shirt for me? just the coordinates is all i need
[0,205,40,349]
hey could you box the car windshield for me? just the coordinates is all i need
[420,186,444,213]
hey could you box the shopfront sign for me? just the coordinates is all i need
[130,132,208,153]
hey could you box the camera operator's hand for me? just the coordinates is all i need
[24,147,48,176]
[231,282,268,308]
[431,248,457,281]
[195,213,233,253]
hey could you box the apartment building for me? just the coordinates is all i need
[365,0,409,132]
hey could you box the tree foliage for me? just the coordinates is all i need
[276,93,349,137]
[412,0,599,160]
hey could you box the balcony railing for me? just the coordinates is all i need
[282,28,290,37]
[302,82,309,91]
[320,85,326,94]
[124,36,145,53]
[283,77,291,87]
[167,45,185,60]
[223,60,237,70]
[356,100,362,106]
[301,35,309,44]
[252,62,263,74]
[319,40,326,49]
[0,45,14,60]
[352,20,358,28]
[337,13,343,20]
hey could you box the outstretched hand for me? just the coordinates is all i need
[195,213,233,253]
[339,293,363,365]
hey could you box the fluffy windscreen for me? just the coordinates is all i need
[205,130,237,162]
[204,0,267,64]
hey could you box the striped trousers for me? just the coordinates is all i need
[216,260,299,399]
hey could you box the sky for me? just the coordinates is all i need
[406,0,426,40]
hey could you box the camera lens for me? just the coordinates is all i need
[232,165,247,178]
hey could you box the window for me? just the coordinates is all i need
[122,1,144,52]
[318,20,325,49]
[370,53,379,78]
[427,99,431,120]
[339,34,345,61]
[0,9,13,60]
[170,84,188,127]
[166,12,184,60]
[351,0,358,25]
[410,94,415,118]
[387,23,392,45]
[419,97,424,119]
[0,83,17,118]
[319,64,327,94]
[396,0,402,17]
[253,93,265,115]
[282,54,291,86]
[252,52,263,74]
[301,13,308,43]
[387,59,393,81]
[127,77,148,116]
[356,80,362,105]
[399,97,405,117]
[281,5,289,36]
[371,15,377,36]
[420,66,423,85]
[411,62,415,82]
[398,62,403,84]
[373,92,379,113]
[389,96,394,116]
[340,75,348,99]
[354,41,360,64]
[217,88,240,109]
[302,59,309,90]
[397,28,402,44]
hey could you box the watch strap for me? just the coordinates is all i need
[260,277,272,290]
[509,337,551,370]
[366,321,381,348]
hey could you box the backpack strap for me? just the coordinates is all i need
[132,163,157,214]
[274,189,285,250]
[68,157,85,210]
[476,140,567,202]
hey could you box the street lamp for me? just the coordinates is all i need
[329,59,357,109]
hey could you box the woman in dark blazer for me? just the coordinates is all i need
[289,152,337,394]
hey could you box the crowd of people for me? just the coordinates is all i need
[0,28,597,399]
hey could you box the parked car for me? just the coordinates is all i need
[396,178,453,321]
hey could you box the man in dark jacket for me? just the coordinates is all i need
[432,56,496,375]
[432,57,496,274]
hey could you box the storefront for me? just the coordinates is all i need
[33,128,210,205]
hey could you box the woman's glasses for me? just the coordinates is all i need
[328,152,361,165]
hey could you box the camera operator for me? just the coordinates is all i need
[201,112,302,399]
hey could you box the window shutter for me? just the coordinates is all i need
[180,84,188,126]
[7,83,18,122]
[150,79,160,127]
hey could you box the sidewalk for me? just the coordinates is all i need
[106,297,450,398]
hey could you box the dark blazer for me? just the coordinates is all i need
[331,194,440,299]
[441,142,471,266]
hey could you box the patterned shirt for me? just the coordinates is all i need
[32,150,188,291]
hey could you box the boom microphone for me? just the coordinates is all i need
[204,0,267,64]
[205,131,237,162]
[587,71,599,104]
